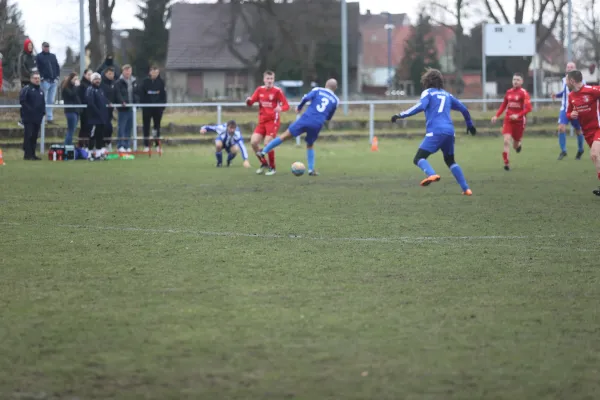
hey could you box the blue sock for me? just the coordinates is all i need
[417,159,436,176]
[577,134,584,152]
[215,151,223,164]
[227,152,237,164]
[307,148,315,171]
[263,137,282,154]
[450,164,469,191]
[559,132,567,152]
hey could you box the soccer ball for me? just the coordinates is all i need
[291,161,306,176]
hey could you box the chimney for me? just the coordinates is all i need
[366,9,371,15]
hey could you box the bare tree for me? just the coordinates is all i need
[101,0,116,57]
[88,0,103,68]
[574,0,600,67]
[427,0,481,94]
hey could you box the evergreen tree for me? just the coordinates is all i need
[396,12,441,94]
[133,0,171,76]
[0,0,26,86]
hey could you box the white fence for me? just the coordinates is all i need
[0,98,556,154]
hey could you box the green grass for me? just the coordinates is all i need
[0,106,560,128]
[1,138,599,399]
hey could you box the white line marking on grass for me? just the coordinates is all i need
[3,221,587,244]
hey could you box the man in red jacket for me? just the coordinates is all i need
[491,73,533,171]
[246,70,290,176]
[565,70,600,196]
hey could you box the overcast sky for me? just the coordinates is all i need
[11,0,420,64]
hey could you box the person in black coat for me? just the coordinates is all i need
[19,72,45,160]
[77,69,92,148]
[100,67,117,150]
[86,73,109,156]
[140,66,167,152]
[61,72,82,146]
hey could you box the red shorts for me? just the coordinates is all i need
[254,120,280,138]
[584,129,600,147]
[502,118,526,142]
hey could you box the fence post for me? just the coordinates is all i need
[40,116,46,154]
[132,106,138,151]
[217,105,222,125]
[369,103,375,144]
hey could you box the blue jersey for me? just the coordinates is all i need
[400,88,473,135]
[556,76,586,111]
[297,87,339,125]
[201,123,249,160]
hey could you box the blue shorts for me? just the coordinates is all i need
[419,133,455,155]
[288,118,322,145]
[215,139,234,153]
[558,109,581,129]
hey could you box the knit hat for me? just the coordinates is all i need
[91,72,101,81]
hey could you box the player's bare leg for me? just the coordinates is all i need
[590,141,600,196]
[557,123,568,160]
[251,133,268,174]
[256,131,292,169]
[215,140,224,167]
[502,134,512,170]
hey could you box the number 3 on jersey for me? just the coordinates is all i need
[316,97,330,112]
[437,95,446,113]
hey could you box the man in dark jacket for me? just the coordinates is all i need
[96,55,121,78]
[35,42,60,124]
[19,72,45,160]
[86,73,109,159]
[140,66,167,152]
[100,67,116,150]
[78,69,92,148]
[114,64,139,152]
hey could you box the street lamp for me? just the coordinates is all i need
[384,13,395,89]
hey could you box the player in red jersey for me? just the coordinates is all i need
[565,70,600,196]
[491,73,533,171]
[246,70,290,176]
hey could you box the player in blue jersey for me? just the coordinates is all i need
[257,78,339,176]
[391,68,477,195]
[200,120,251,168]
[553,61,585,160]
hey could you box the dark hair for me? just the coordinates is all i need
[513,72,523,79]
[61,72,78,89]
[421,68,444,90]
[226,120,237,128]
[263,70,275,76]
[83,68,91,75]
[567,70,583,83]
[150,65,159,71]
[104,67,114,74]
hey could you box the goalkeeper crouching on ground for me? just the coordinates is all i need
[200,120,251,168]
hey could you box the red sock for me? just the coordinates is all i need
[268,151,275,169]
[256,153,267,166]
[502,151,509,165]
[597,172,600,180]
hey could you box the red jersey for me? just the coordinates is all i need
[495,87,532,122]
[566,85,600,135]
[247,86,290,124]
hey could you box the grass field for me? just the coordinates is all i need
[1,137,600,399]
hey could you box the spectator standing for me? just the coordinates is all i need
[19,72,45,160]
[140,66,166,152]
[115,65,139,152]
[78,69,92,149]
[0,53,3,91]
[17,39,37,127]
[86,73,109,158]
[96,55,120,77]
[18,38,36,88]
[61,72,82,146]
[100,67,117,151]
[36,42,60,124]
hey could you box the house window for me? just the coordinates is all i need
[225,71,249,98]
